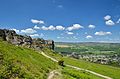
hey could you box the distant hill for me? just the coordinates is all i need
[55,42,120,45]
[55,42,120,55]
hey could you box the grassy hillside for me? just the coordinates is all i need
[0,41,58,79]
[63,57,120,79]
[0,41,103,79]
[43,48,120,79]
[62,66,102,79]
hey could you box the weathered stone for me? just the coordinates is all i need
[0,29,55,50]
[32,38,45,50]
[4,29,16,42]
[45,40,54,50]
[0,29,6,40]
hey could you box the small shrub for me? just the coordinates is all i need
[58,60,64,66]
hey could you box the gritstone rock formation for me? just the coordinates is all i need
[0,29,54,50]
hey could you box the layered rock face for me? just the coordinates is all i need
[0,29,54,50]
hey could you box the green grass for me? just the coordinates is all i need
[62,66,102,79]
[63,57,120,79]
[43,48,120,79]
[0,41,58,79]
[0,41,105,79]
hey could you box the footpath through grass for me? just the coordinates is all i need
[62,66,102,79]
[0,41,103,79]
[42,48,120,79]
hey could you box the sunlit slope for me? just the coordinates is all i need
[43,48,120,79]
[0,41,103,79]
[0,41,58,79]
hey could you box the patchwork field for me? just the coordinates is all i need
[55,42,120,55]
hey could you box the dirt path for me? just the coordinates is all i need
[66,64,112,79]
[47,70,61,79]
[41,52,58,62]
[40,52,112,79]
[47,70,55,79]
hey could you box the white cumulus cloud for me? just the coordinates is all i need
[86,35,93,39]
[104,15,111,20]
[57,37,60,39]
[66,24,84,31]
[116,18,120,24]
[48,25,56,30]
[10,29,20,34]
[41,26,49,30]
[31,19,44,24]
[56,25,65,30]
[105,20,115,26]
[21,28,37,34]
[30,34,39,37]
[30,33,44,38]
[88,24,95,29]
[57,36,64,39]
[66,31,74,35]
[33,25,41,29]
[95,31,112,36]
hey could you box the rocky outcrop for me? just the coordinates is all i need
[0,29,6,40]
[32,38,45,50]
[0,29,54,50]
[45,40,54,50]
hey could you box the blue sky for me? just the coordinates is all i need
[0,0,120,42]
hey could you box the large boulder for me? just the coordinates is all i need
[12,35,24,45]
[22,35,32,48]
[4,29,16,43]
